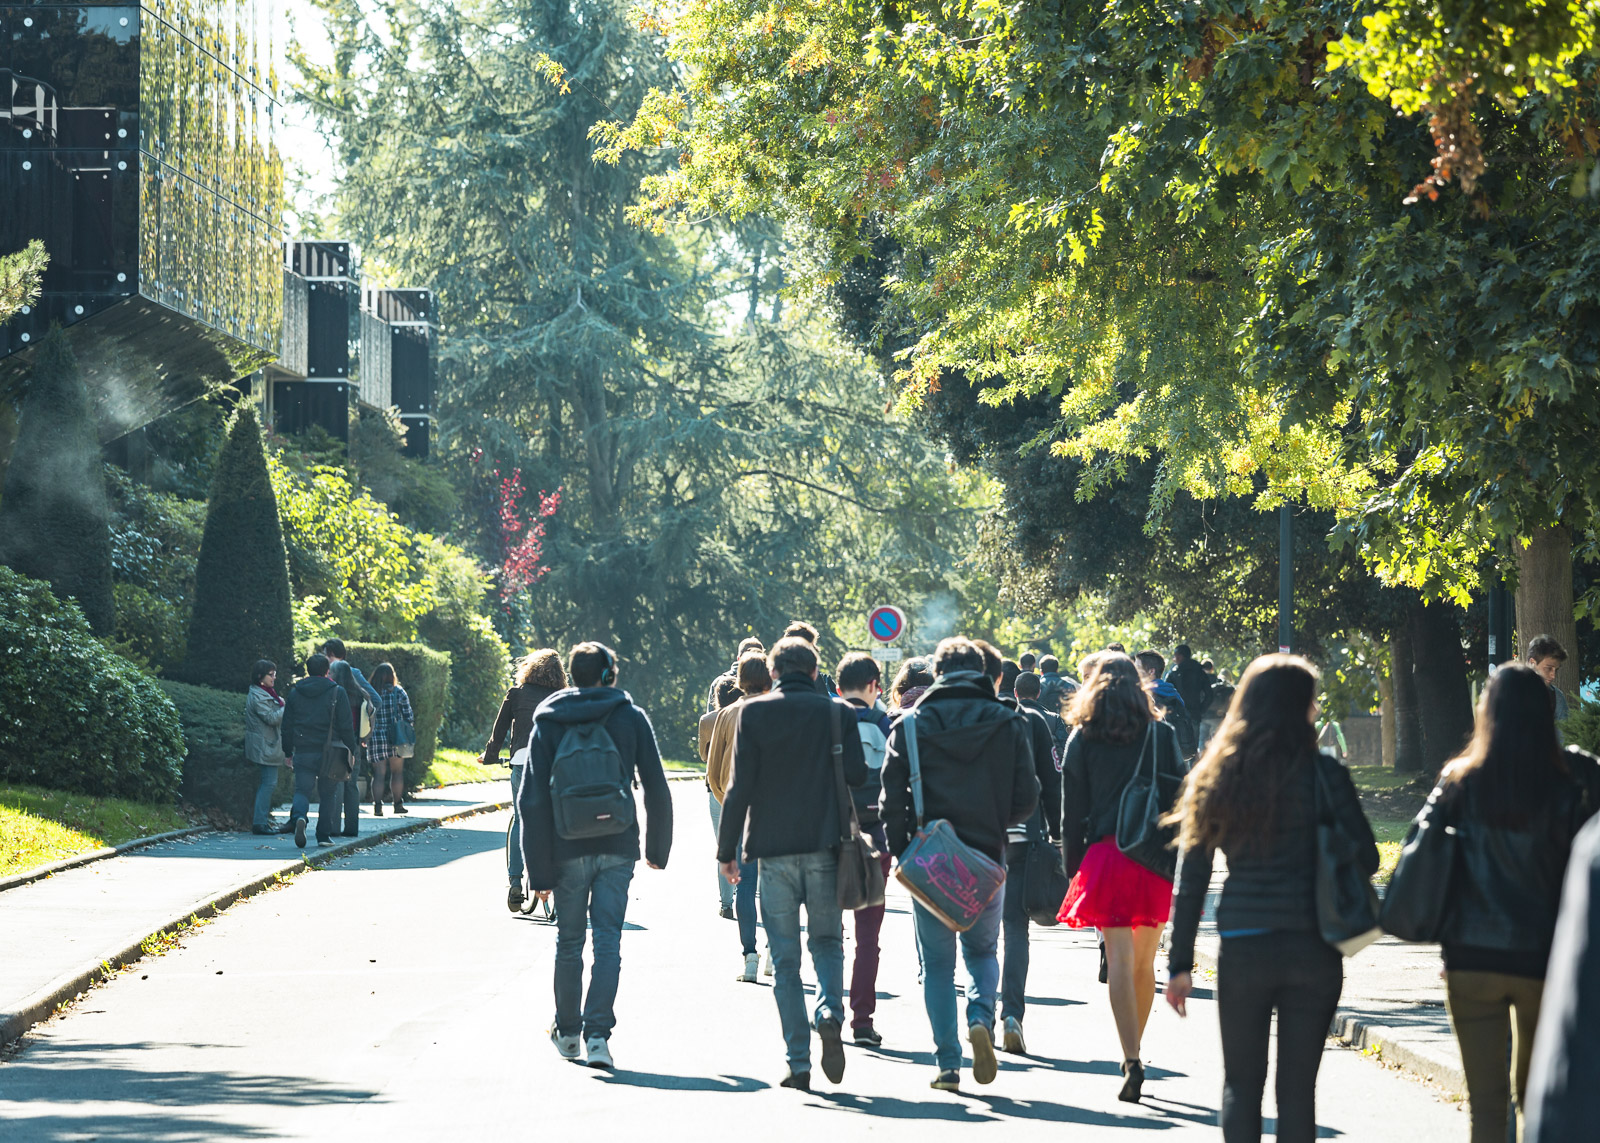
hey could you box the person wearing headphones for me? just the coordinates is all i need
[519,642,674,1071]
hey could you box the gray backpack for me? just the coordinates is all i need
[549,717,635,840]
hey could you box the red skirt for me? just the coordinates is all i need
[1058,836,1174,930]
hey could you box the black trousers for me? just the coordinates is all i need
[1216,930,1343,1143]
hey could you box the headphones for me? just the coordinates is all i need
[596,644,617,687]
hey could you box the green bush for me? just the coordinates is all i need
[0,328,115,634]
[1565,695,1600,755]
[416,538,509,748]
[156,679,290,822]
[0,568,184,801]
[179,404,295,692]
[341,642,450,788]
[112,582,188,674]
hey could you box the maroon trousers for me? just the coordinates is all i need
[849,828,894,1030]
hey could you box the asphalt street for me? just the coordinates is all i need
[0,782,1465,1141]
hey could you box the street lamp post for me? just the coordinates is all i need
[1278,504,1293,654]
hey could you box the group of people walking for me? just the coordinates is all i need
[242,639,417,846]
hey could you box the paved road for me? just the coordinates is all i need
[0,784,1464,1141]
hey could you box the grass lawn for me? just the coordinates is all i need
[662,758,705,774]
[1372,818,1412,885]
[0,785,191,880]
[418,747,505,788]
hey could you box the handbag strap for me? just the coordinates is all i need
[902,709,925,827]
[324,688,341,748]
[828,702,861,844]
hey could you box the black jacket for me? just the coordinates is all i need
[519,687,673,889]
[1526,811,1600,1142]
[882,672,1040,863]
[1168,752,1376,975]
[1059,720,1188,878]
[848,699,892,827]
[1006,696,1064,841]
[483,683,558,762]
[1430,747,1600,977]
[1166,659,1211,721]
[716,675,868,862]
[282,676,360,757]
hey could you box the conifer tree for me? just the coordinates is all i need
[180,403,295,690]
[0,327,115,635]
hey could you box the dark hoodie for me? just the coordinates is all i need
[282,675,359,757]
[881,671,1039,863]
[518,687,674,890]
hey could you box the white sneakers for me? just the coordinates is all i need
[584,1036,614,1069]
[761,951,774,976]
[550,1028,581,1060]
[737,952,760,982]
[1002,1016,1028,1055]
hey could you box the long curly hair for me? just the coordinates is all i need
[1166,654,1317,855]
[515,648,567,692]
[1064,652,1160,745]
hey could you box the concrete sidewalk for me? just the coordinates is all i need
[0,780,510,1045]
[1188,873,1463,1095]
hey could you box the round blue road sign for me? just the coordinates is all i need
[868,605,906,644]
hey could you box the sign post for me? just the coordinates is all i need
[867,605,907,645]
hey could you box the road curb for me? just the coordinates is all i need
[1191,947,1465,1095]
[0,798,509,1048]
[0,827,216,896]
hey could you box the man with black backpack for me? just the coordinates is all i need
[717,637,867,1091]
[836,651,894,1046]
[520,642,673,1071]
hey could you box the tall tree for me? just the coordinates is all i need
[179,404,295,691]
[0,240,47,324]
[0,327,115,635]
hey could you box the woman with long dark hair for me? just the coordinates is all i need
[367,662,415,818]
[1405,663,1599,1143]
[1058,651,1188,1101]
[481,649,567,912]
[1165,654,1376,1143]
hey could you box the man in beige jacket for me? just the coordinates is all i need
[709,652,772,979]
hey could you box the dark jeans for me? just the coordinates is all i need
[1217,930,1344,1143]
[849,823,893,1030]
[338,745,363,834]
[251,764,279,827]
[288,754,341,842]
[1000,840,1031,1023]
[552,853,636,1040]
[736,857,759,955]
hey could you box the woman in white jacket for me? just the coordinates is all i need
[244,659,287,834]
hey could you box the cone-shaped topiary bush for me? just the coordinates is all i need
[179,403,295,691]
[0,327,115,634]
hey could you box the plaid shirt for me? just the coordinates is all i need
[369,685,415,760]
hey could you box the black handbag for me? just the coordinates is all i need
[1313,755,1382,955]
[1021,813,1070,926]
[318,692,354,783]
[1115,723,1178,881]
[1380,789,1458,942]
[831,703,887,911]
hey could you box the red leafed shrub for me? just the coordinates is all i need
[494,468,560,600]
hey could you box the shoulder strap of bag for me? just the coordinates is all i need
[903,710,925,827]
[324,688,341,746]
[828,702,860,843]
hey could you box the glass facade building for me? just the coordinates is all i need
[1,0,282,440]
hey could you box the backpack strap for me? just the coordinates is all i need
[902,710,925,828]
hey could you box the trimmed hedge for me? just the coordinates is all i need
[418,609,509,748]
[341,642,450,788]
[179,404,295,692]
[0,568,184,802]
[157,679,289,823]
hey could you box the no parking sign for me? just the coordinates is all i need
[867,605,907,645]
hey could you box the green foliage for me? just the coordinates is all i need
[156,679,290,821]
[0,328,115,634]
[0,240,47,323]
[416,538,509,747]
[112,583,188,673]
[1564,695,1600,756]
[350,409,461,535]
[106,465,206,674]
[340,642,450,787]
[180,405,296,691]
[0,568,184,802]
[0,784,191,879]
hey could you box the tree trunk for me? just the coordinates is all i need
[1407,598,1476,774]
[1516,524,1579,694]
[1390,624,1424,772]
[1378,674,1396,768]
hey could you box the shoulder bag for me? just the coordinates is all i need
[832,702,887,910]
[318,691,354,783]
[1115,723,1178,881]
[1379,788,1457,942]
[394,703,417,760]
[1313,755,1383,956]
[1022,810,1071,926]
[892,710,1006,932]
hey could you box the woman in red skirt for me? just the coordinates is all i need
[1059,652,1188,1101]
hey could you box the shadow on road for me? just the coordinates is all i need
[595,1070,767,1093]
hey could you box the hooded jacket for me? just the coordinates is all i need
[715,675,868,862]
[518,687,674,890]
[281,675,360,757]
[881,671,1040,863]
[1166,658,1212,721]
[1005,695,1064,842]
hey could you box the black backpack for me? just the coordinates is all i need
[549,716,636,840]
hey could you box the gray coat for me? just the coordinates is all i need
[244,685,285,766]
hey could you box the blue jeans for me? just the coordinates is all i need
[507,765,525,887]
[252,764,279,827]
[913,887,1004,1071]
[708,791,734,909]
[288,754,341,842]
[736,857,760,955]
[552,853,636,1040]
[759,850,845,1073]
[1000,841,1030,1023]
